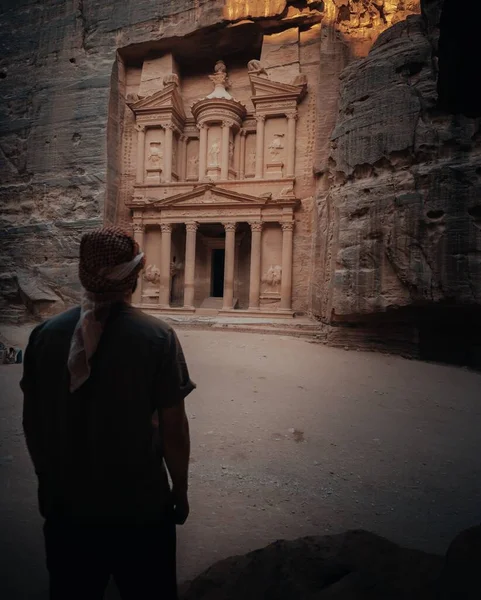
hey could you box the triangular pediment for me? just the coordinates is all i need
[129,83,186,120]
[249,74,306,100]
[150,184,268,208]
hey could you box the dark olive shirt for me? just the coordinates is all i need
[20,303,195,523]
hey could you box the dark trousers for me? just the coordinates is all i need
[43,516,177,600]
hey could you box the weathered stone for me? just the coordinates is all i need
[312,3,481,366]
[181,530,442,599]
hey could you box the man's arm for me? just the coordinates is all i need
[162,399,190,524]
[157,327,195,524]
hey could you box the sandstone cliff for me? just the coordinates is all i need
[0,0,479,365]
[314,1,481,365]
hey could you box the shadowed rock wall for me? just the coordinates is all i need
[314,0,481,366]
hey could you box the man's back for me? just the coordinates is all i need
[22,302,193,522]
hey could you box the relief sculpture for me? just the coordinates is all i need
[268,133,284,159]
[208,140,220,166]
[247,150,256,174]
[263,265,282,292]
[148,142,163,166]
[187,155,198,179]
[143,264,161,287]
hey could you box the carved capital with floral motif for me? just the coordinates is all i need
[281,221,294,232]
[223,222,237,232]
[160,223,172,234]
[186,222,198,233]
[249,221,263,233]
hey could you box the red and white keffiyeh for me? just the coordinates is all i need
[67,227,145,393]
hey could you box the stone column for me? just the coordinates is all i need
[159,223,172,308]
[222,222,236,310]
[132,221,144,304]
[280,221,294,311]
[135,125,146,184]
[239,129,246,179]
[198,123,207,181]
[248,221,263,310]
[255,115,265,179]
[163,124,174,183]
[184,222,198,309]
[221,121,231,180]
[286,112,298,178]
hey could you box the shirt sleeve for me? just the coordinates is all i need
[157,327,196,410]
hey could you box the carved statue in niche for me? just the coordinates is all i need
[187,155,198,178]
[143,264,161,287]
[148,141,163,166]
[247,150,256,174]
[172,138,178,172]
[263,265,282,292]
[208,140,220,166]
[268,133,284,159]
[229,139,235,167]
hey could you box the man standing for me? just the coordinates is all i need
[21,227,195,599]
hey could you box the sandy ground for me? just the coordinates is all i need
[1,325,481,599]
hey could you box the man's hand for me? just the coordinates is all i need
[172,488,189,525]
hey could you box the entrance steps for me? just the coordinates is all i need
[198,297,239,314]
[147,312,326,342]
[199,297,223,310]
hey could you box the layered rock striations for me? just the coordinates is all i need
[314,1,481,364]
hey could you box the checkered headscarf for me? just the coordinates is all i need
[68,227,146,393]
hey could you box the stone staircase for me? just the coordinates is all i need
[198,297,238,315]
[151,312,326,342]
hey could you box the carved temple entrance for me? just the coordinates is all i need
[125,57,307,317]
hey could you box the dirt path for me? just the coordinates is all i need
[1,326,480,598]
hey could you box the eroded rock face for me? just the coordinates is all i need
[181,529,443,599]
[314,3,481,364]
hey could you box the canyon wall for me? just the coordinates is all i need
[0,0,479,363]
[315,0,481,365]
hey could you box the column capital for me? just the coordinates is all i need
[285,111,298,120]
[186,221,199,233]
[255,114,266,123]
[240,128,248,137]
[132,221,143,234]
[134,124,146,133]
[249,221,263,232]
[223,222,237,232]
[163,123,176,131]
[196,122,207,130]
[160,223,172,233]
[222,119,234,129]
[281,221,295,232]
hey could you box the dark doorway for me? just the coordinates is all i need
[211,249,225,297]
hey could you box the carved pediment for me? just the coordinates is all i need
[149,184,268,209]
[249,74,307,102]
[128,82,186,121]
